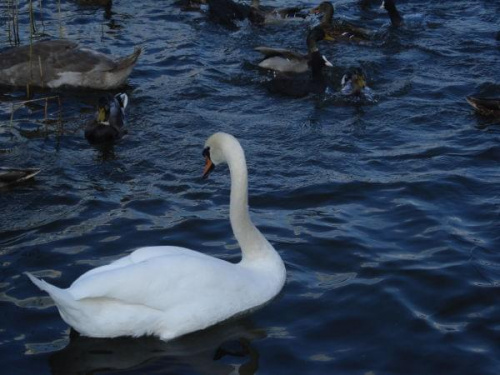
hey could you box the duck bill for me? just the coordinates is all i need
[97,107,106,123]
[324,34,335,42]
[202,157,215,179]
[356,75,366,89]
[310,6,320,14]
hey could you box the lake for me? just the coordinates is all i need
[0,0,499,374]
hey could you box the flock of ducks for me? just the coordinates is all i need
[0,0,498,342]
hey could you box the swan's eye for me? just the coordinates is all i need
[202,147,211,159]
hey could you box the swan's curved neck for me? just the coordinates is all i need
[224,143,272,263]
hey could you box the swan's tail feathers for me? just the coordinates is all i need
[26,272,74,306]
[114,47,142,71]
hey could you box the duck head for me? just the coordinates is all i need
[341,68,367,96]
[311,2,334,18]
[96,93,128,128]
[381,0,403,27]
[96,96,111,124]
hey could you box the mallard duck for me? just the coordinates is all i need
[341,67,371,97]
[466,96,500,117]
[264,52,332,98]
[0,40,141,89]
[174,0,207,12]
[206,0,251,30]
[248,0,307,25]
[0,167,40,189]
[311,1,371,43]
[27,132,286,341]
[359,0,374,10]
[84,93,128,145]
[255,26,333,74]
[264,28,333,98]
[382,0,403,27]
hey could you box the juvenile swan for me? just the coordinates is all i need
[27,132,286,341]
[0,40,141,89]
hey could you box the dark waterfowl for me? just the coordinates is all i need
[264,28,333,98]
[466,96,500,118]
[255,26,333,74]
[205,0,306,29]
[311,2,370,43]
[248,0,307,25]
[206,0,251,30]
[382,0,403,27]
[265,52,332,98]
[85,93,128,145]
[0,40,141,89]
[359,0,374,10]
[0,167,40,189]
[174,0,206,11]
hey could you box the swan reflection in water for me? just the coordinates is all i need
[49,317,263,375]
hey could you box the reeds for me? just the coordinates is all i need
[9,96,64,137]
[5,0,42,45]
[6,0,21,46]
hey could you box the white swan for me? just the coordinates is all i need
[27,132,286,341]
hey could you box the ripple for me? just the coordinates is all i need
[1,0,500,374]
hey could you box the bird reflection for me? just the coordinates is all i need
[49,317,263,375]
[93,143,117,162]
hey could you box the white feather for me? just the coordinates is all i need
[322,55,333,68]
[117,93,128,110]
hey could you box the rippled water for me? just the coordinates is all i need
[1,0,500,374]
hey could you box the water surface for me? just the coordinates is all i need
[0,1,499,374]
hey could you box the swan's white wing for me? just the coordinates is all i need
[75,246,208,282]
[68,252,254,312]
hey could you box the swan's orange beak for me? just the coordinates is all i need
[202,156,214,179]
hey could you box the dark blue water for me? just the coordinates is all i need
[1,1,499,374]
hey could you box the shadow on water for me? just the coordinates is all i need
[48,317,263,375]
[92,143,118,162]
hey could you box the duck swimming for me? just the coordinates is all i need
[27,132,286,341]
[382,0,403,27]
[0,40,141,89]
[264,28,333,98]
[0,167,40,189]
[174,0,206,11]
[311,1,370,43]
[206,0,250,30]
[255,26,333,74]
[248,0,307,25]
[341,67,372,98]
[84,93,128,145]
[466,96,500,118]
